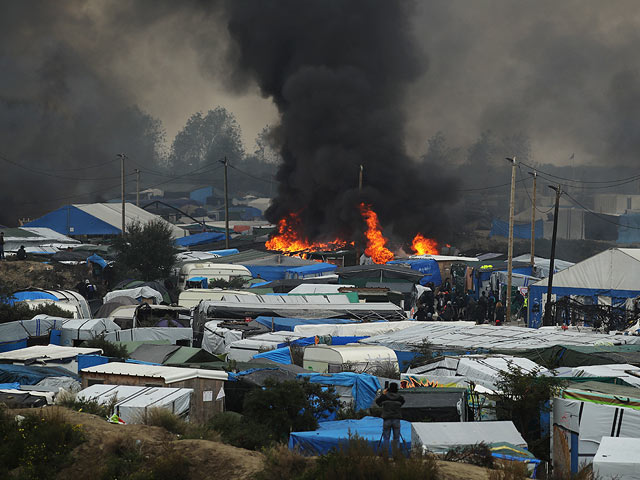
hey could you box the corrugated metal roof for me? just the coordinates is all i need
[0,345,102,361]
[81,361,228,382]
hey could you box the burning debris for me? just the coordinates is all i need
[265,212,350,255]
[411,234,439,256]
[359,203,394,264]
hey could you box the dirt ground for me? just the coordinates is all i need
[13,407,264,480]
[0,260,89,292]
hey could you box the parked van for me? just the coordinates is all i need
[178,263,253,291]
[303,344,398,374]
[178,289,256,308]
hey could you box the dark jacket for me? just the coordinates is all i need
[375,391,405,419]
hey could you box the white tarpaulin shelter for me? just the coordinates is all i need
[529,248,640,328]
[405,355,546,392]
[561,364,640,388]
[512,254,574,278]
[0,345,101,373]
[293,320,422,337]
[593,437,640,480]
[360,323,637,352]
[76,384,194,423]
[303,345,398,374]
[227,331,307,362]
[104,287,164,305]
[201,321,244,355]
[411,421,527,453]
[288,284,355,295]
[58,318,120,347]
[104,327,192,345]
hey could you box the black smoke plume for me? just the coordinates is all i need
[224,0,456,244]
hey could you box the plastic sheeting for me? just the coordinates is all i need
[253,346,292,365]
[406,355,546,392]
[226,331,307,362]
[289,416,411,455]
[561,364,640,388]
[411,421,527,453]
[0,364,78,385]
[104,287,163,305]
[387,258,442,286]
[58,318,120,347]
[298,372,380,411]
[490,219,544,239]
[593,437,640,480]
[201,322,244,355]
[175,231,226,247]
[293,321,419,337]
[254,316,356,332]
[104,327,192,345]
[77,384,193,423]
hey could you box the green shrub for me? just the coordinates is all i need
[0,406,84,479]
[208,412,274,450]
[82,336,130,358]
[57,392,117,418]
[100,435,146,480]
[0,302,74,325]
[142,408,186,435]
[254,444,311,480]
[443,442,494,468]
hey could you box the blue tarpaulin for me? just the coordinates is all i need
[87,253,108,269]
[277,336,369,348]
[289,416,411,455]
[244,265,291,281]
[298,372,380,412]
[255,316,357,332]
[208,249,239,257]
[175,231,227,247]
[618,213,640,243]
[0,382,21,390]
[187,276,208,288]
[5,291,58,306]
[285,263,338,279]
[253,346,292,364]
[0,364,78,385]
[490,219,544,239]
[77,354,110,371]
[388,258,442,286]
[25,205,121,235]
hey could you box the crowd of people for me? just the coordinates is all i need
[414,280,513,325]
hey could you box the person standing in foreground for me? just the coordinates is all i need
[375,382,405,456]
[0,232,4,260]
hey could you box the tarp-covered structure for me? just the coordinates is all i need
[528,248,640,328]
[289,417,411,456]
[387,258,443,286]
[400,387,469,422]
[412,420,527,454]
[254,316,357,332]
[335,264,426,286]
[513,344,640,368]
[76,384,193,423]
[0,316,70,352]
[105,327,193,345]
[593,437,640,480]
[24,203,186,238]
[297,372,380,411]
[104,286,164,305]
[57,318,120,347]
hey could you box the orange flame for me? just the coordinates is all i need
[266,212,348,253]
[359,203,394,264]
[411,233,439,255]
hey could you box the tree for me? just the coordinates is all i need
[242,379,341,443]
[111,220,177,281]
[169,107,245,175]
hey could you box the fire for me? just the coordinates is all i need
[411,233,439,255]
[359,203,394,264]
[266,212,348,253]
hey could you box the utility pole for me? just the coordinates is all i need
[505,157,517,323]
[220,156,230,249]
[356,165,363,264]
[544,184,563,326]
[117,153,127,235]
[528,171,537,268]
[135,169,140,207]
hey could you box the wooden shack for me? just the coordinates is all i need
[80,362,227,423]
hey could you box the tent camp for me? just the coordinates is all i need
[297,372,381,410]
[411,421,527,454]
[593,437,640,480]
[76,384,194,423]
[104,286,164,305]
[528,248,640,328]
[289,417,412,456]
[254,316,357,332]
[293,320,419,337]
[24,203,186,238]
[8,290,92,319]
[226,332,307,362]
[57,318,120,347]
[104,327,193,345]
[303,344,398,374]
[0,316,70,352]
[95,296,139,318]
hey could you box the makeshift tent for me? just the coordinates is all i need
[284,263,338,279]
[201,321,247,355]
[0,364,78,385]
[288,284,354,295]
[513,344,640,368]
[512,254,574,278]
[335,264,426,285]
[303,345,398,374]
[289,416,411,456]
[561,364,640,388]
[0,345,102,373]
[297,372,380,411]
[175,231,226,247]
[400,387,468,422]
[95,296,139,318]
[24,203,186,238]
[76,385,193,423]
[104,286,163,305]
[528,248,640,328]
[0,316,69,352]
[86,253,108,269]
[293,321,419,337]
[253,346,292,365]
[58,318,120,347]
[490,219,544,239]
[254,316,357,332]
[406,355,546,392]
[111,280,173,304]
[0,390,51,408]
[226,332,307,362]
[411,421,527,454]
[562,381,640,410]
[593,437,640,480]
[387,258,442,286]
[104,327,193,345]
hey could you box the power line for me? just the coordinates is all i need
[517,165,556,215]
[0,152,130,181]
[456,178,527,192]
[519,160,640,185]
[227,163,275,184]
[564,191,640,230]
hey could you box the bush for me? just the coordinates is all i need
[57,392,116,418]
[0,302,74,325]
[488,460,530,480]
[142,408,186,435]
[208,412,274,450]
[0,406,84,479]
[82,336,130,358]
[443,442,494,468]
[254,444,312,480]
